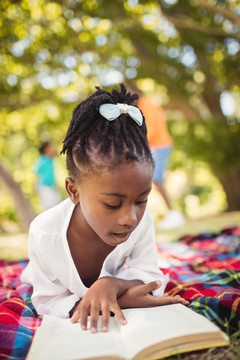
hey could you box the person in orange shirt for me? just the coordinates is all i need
[138,95,184,229]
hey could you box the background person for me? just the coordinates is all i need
[137,95,185,230]
[34,141,61,210]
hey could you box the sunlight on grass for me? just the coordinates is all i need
[155,212,240,243]
[0,233,28,261]
[148,185,240,243]
[1,208,240,261]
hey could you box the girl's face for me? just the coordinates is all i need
[66,161,153,247]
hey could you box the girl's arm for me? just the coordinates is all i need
[21,228,81,319]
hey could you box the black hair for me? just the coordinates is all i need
[39,142,50,154]
[61,84,153,180]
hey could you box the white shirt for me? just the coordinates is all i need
[21,199,169,318]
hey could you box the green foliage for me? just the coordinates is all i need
[0,0,240,216]
[0,197,18,230]
[169,118,240,176]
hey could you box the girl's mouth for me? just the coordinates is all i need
[112,231,131,243]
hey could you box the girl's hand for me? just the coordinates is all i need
[70,277,127,333]
[118,280,190,308]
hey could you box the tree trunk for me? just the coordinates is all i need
[0,161,36,231]
[217,167,240,211]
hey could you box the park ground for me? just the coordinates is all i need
[0,209,240,261]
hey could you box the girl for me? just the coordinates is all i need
[21,84,188,333]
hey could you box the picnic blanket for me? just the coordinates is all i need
[0,227,240,360]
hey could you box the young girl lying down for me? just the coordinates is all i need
[21,84,188,333]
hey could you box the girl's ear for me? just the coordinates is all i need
[65,177,79,204]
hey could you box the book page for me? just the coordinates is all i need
[27,304,228,360]
[119,304,228,359]
[27,315,125,360]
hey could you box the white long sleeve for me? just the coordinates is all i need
[21,229,81,318]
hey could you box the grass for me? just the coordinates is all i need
[168,342,240,360]
[0,232,28,261]
[168,324,240,360]
[155,211,240,243]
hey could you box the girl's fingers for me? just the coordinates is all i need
[163,293,169,297]
[89,304,100,333]
[101,304,110,332]
[71,308,80,323]
[139,292,190,307]
[111,303,127,326]
[173,296,190,306]
[80,303,90,331]
[139,280,162,294]
[170,295,190,306]
[179,297,190,306]
[157,295,189,306]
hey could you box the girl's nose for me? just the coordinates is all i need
[118,206,138,228]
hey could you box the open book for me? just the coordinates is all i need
[27,304,229,360]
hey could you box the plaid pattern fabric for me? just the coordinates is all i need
[0,227,239,359]
[158,227,240,335]
[0,261,41,360]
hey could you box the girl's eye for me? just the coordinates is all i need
[136,199,148,205]
[104,203,121,209]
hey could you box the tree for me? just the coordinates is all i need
[0,0,239,223]
[156,0,240,210]
[0,162,36,230]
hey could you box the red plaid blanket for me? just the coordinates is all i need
[0,261,41,359]
[158,227,240,334]
[0,227,240,359]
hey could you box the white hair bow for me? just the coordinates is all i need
[99,103,143,126]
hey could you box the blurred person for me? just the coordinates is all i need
[34,141,61,210]
[137,95,185,230]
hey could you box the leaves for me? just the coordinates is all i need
[0,0,239,212]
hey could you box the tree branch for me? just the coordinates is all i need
[159,0,240,38]
[163,95,203,122]
[0,161,36,230]
[193,0,240,28]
